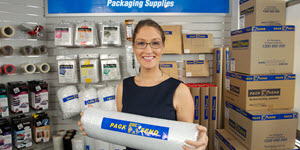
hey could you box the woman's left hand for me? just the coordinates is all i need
[182,125,208,150]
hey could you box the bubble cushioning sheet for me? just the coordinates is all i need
[57,85,81,119]
[79,87,100,111]
[97,86,117,111]
[81,108,199,150]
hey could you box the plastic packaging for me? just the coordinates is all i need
[126,45,140,76]
[78,86,100,111]
[95,139,110,150]
[100,54,121,81]
[72,135,84,150]
[0,84,9,117]
[53,135,64,150]
[85,136,95,150]
[79,54,100,83]
[81,108,199,150]
[0,118,12,150]
[55,21,74,46]
[125,19,134,41]
[28,80,48,110]
[32,112,50,143]
[97,86,117,111]
[11,115,32,149]
[75,20,98,46]
[100,21,121,46]
[7,81,29,113]
[57,85,81,119]
[57,55,79,83]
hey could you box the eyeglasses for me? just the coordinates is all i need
[134,41,163,49]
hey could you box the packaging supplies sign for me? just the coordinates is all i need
[47,0,229,15]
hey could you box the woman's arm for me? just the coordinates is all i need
[116,81,123,112]
[173,83,194,123]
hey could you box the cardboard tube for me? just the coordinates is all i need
[34,45,48,55]
[213,47,223,129]
[200,86,209,130]
[0,45,14,56]
[190,85,200,124]
[208,86,218,150]
[35,63,50,73]
[0,25,15,38]
[20,63,36,74]
[2,64,16,75]
[222,47,230,127]
[21,45,33,55]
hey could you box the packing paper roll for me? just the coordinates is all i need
[95,139,110,150]
[79,87,100,111]
[0,25,15,38]
[0,45,14,56]
[53,135,64,150]
[21,63,36,74]
[97,86,117,111]
[81,108,199,150]
[35,63,50,73]
[21,45,34,55]
[57,85,81,119]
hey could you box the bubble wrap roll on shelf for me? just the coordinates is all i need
[95,139,110,150]
[57,85,81,119]
[81,108,199,150]
[97,86,117,111]
[79,87,100,111]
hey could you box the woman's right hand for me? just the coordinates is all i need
[77,104,93,136]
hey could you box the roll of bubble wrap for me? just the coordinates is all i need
[97,86,117,111]
[79,87,100,111]
[72,135,84,150]
[95,139,110,150]
[53,135,64,150]
[110,144,126,150]
[57,85,81,119]
[81,108,199,150]
[85,136,95,150]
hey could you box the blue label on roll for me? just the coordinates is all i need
[84,98,99,105]
[205,95,209,120]
[86,145,90,150]
[62,94,78,103]
[194,96,199,120]
[212,96,216,120]
[103,95,115,102]
[216,50,221,73]
[101,118,170,140]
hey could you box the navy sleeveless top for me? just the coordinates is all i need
[122,76,182,150]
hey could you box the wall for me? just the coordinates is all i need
[286,3,300,129]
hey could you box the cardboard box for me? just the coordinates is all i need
[213,48,223,129]
[231,25,295,74]
[190,85,201,124]
[159,61,178,79]
[200,86,209,129]
[183,34,214,53]
[215,129,247,150]
[208,86,218,150]
[161,25,183,54]
[225,71,295,110]
[239,0,286,28]
[224,101,298,150]
[185,60,209,77]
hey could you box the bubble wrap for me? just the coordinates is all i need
[57,85,81,119]
[97,86,117,111]
[72,136,84,150]
[81,108,199,150]
[85,136,95,150]
[110,144,126,150]
[79,87,100,111]
[95,139,110,150]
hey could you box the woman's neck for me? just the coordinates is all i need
[139,67,162,81]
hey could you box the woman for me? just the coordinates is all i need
[79,19,208,150]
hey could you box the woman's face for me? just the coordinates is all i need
[133,26,164,70]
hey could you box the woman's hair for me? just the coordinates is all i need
[133,19,165,44]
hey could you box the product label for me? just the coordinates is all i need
[240,6,254,16]
[186,72,192,77]
[160,64,173,68]
[232,40,249,49]
[76,26,93,45]
[216,50,221,73]
[212,96,216,120]
[164,31,172,35]
[248,89,280,97]
[84,98,100,105]
[230,58,235,71]
[225,107,229,119]
[229,119,247,138]
[62,94,78,103]
[231,26,295,36]
[194,96,199,120]
[225,77,230,90]
[230,85,240,94]
[0,96,9,117]
[55,27,72,46]
[10,93,29,113]
[103,26,120,45]
[101,117,170,140]
[30,91,48,110]
[239,0,249,5]
[205,95,209,120]
[225,50,230,71]
[184,49,190,53]
[13,129,32,148]
[187,60,204,65]
[215,130,237,150]
[186,34,208,38]
[239,15,245,29]
[226,72,296,81]
[0,134,12,150]
[103,95,116,102]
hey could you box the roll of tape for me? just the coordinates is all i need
[34,45,48,55]
[2,64,16,75]
[21,45,33,55]
[0,67,2,75]
[35,63,50,73]
[20,63,36,74]
[0,25,15,38]
[0,45,14,56]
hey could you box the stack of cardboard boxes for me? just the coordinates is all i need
[218,0,298,150]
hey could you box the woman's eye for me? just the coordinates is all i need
[152,42,160,45]
[137,42,145,46]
